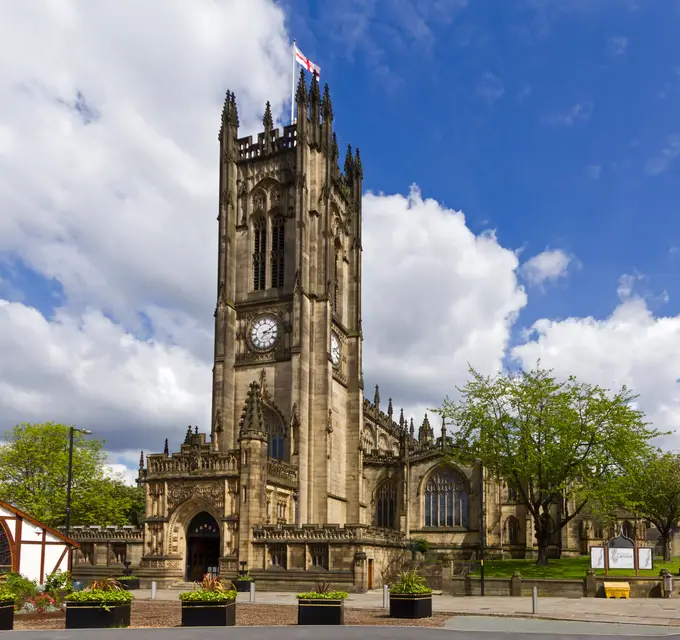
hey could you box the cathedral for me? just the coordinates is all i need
[67,72,642,591]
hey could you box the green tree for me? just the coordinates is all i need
[0,422,143,528]
[623,451,680,561]
[436,366,661,565]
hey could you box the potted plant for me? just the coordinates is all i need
[179,574,237,627]
[65,578,133,629]
[296,581,347,625]
[0,587,14,631]
[232,571,254,593]
[117,575,140,590]
[389,569,432,619]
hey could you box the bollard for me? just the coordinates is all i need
[250,581,255,603]
[531,586,537,614]
[151,581,157,601]
[383,584,389,609]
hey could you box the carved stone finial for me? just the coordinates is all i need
[163,439,169,456]
[194,425,199,435]
[374,385,380,409]
[296,69,307,104]
[263,101,273,130]
[387,398,393,418]
[238,381,266,436]
[354,147,363,179]
[138,451,144,469]
[322,83,333,120]
[399,408,405,427]
[344,144,354,181]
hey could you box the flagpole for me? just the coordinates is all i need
[290,40,297,125]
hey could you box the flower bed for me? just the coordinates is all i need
[389,569,433,619]
[65,581,133,629]
[179,574,236,627]
[296,581,347,625]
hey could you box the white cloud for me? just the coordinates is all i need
[545,102,593,126]
[512,284,680,447]
[2,0,680,487]
[476,71,505,103]
[607,35,629,56]
[646,134,680,175]
[586,164,602,179]
[362,185,527,420]
[520,248,574,287]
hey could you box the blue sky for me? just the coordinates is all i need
[287,0,680,325]
[2,0,680,476]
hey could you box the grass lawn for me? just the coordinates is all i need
[470,556,680,579]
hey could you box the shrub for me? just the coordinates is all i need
[179,589,237,602]
[408,539,429,556]
[0,587,14,603]
[43,569,72,593]
[235,572,253,581]
[389,569,432,595]
[65,590,133,604]
[296,580,348,600]
[116,575,138,581]
[1,572,38,606]
[179,573,236,603]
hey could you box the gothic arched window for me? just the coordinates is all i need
[270,216,285,288]
[0,522,11,573]
[265,409,285,460]
[506,516,520,545]
[424,467,468,528]
[362,428,374,453]
[376,481,397,529]
[333,249,340,312]
[253,217,267,291]
[622,520,634,540]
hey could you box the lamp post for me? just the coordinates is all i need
[65,427,92,537]
[478,458,485,596]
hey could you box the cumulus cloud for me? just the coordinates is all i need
[520,249,574,287]
[362,186,527,422]
[3,0,680,485]
[512,285,680,446]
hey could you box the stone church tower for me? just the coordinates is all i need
[120,72,609,591]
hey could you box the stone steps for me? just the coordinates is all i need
[169,582,196,590]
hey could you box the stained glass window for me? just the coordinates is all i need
[424,467,469,528]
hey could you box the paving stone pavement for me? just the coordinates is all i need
[133,588,680,628]
[6,628,680,640]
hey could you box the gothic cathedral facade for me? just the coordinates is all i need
[130,73,601,589]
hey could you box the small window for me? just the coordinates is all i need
[242,486,248,503]
[270,217,285,288]
[253,218,267,290]
[310,544,329,569]
[269,544,286,568]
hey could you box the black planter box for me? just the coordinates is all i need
[297,599,344,625]
[389,593,432,619]
[181,600,236,627]
[65,601,131,629]
[0,600,14,631]
[233,579,253,593]
[119,578,140,590]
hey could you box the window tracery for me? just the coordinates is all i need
[424,467,468,528]
[376,481,397,529]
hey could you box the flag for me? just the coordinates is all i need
[295,44,320,78]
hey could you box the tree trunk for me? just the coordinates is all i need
[536,539,550,566]
[534,511,552,566]
[662,534,671,562]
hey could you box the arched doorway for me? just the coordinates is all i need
[185,512,220,582]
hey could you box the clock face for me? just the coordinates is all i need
[250,316,279,350]
[331,334,341,366]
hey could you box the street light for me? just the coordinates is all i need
[477,458,486,596]
[65,427,92,537]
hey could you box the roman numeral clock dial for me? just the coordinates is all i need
[331,333,341,367]
[250,316,279,351]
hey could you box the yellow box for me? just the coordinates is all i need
[603,582,630,599]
